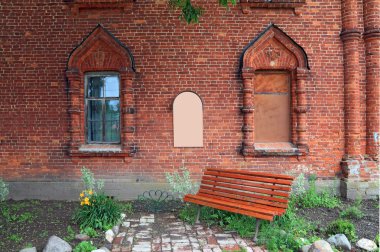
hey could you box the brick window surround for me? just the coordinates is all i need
[66,25,136,157]
[241,24,310,157]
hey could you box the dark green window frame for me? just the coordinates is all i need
[85,72,121,144]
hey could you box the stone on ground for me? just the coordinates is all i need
[19,247,37,252]
[75,233,90,241]
[301,244,311,252]
[327,234,351,251]
[43,236,72,252]
[308,240,333,252]
[91,247,110,252]
[356,238,378,251]
[105,229,115,243]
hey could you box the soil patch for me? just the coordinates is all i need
[297,199,379,248]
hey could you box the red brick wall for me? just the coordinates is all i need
[0,1,363,182]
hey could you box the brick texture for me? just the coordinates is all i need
[0,1,377,185]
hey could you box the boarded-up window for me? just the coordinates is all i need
[173,92,203,147]
[254,72,290,143]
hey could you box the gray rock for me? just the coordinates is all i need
[91,247,110,252]
[112,224,120,235]
[308,240,333,252]
[327,234,351,251]
[20,247,37,252]
[105,229,115,243]
[43,236,72,252]
[356,238,378,251]
[301,244,311,252]
[75,233,90,241]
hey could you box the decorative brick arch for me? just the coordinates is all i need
[66,24,136,157]
[241,24,310,156]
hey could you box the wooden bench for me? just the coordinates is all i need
[183,168,294,241]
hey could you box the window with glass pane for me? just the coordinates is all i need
[86,73,120,143]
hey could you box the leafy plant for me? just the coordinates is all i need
[64,225,76,242]
[374,234,379,246]
[169,0,236,24]
[120,202,133,215]
[0,178,9,201]
[340,206,364,219]
[17,212,35,223]
[165,162,199,201]
[258,200,316,252]
[80,167,104,192]
[74,193,122,230]
[9,234,23,243]
[293,175,341,209]
[291,173,306,197]
[81,227,98,238]
[326,219,357,241]
[73,241,97,252]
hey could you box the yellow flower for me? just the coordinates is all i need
[80,201,84,206]
[84,197,89,203]
[88,190,93,195]
[80,192,84,197]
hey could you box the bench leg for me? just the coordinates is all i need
[195,205,201,224]
[253,219,261,243]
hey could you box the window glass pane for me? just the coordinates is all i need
[87,100,102,121]
[104,76,119,97]
[87,121,103,142]
[87,76,104,97]
[105,100,120,142]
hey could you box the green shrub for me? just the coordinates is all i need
[375,234,379,246]
[120,202,133,215]
[80,167,104,192]
[294,175,341,209]
[64,225,76,242]
[73,241,97,252]
[326,219,357,241]
[80,227,98,238]
[74,193,122,230]
[258,200,316,252]
[165,162,199,201]
[0,178,9,201]
[340,206,364,219]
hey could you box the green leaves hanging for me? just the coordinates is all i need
[169,0,236,24]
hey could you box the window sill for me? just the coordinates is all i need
[254,142,301,156]
[242,142,308,156]
[69,144,134,157]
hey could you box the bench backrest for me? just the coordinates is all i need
[198,168,294,214]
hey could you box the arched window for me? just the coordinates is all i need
[66,25,136,157]
[173,92,203,147]
[241,24,310,156]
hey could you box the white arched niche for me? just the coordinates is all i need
[173,92,203,147]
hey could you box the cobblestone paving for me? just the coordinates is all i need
[111,213,267,252]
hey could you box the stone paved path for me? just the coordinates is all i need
[111,213,267,252]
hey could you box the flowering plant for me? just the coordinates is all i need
[79,189,94,206]
[74,167,122,230]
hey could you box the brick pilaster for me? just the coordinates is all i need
[363,0,380,160]
[241,67,255,156]
[340,0,363,158]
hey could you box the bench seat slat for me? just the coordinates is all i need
[201,179,290,198]
[200,184,289,204]
[204,171,293,186]
[202,175,291,192]
[184,194,274,221]
[207,168,294,180]
[197,192,286,215]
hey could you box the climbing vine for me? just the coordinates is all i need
[168,0,236,24]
